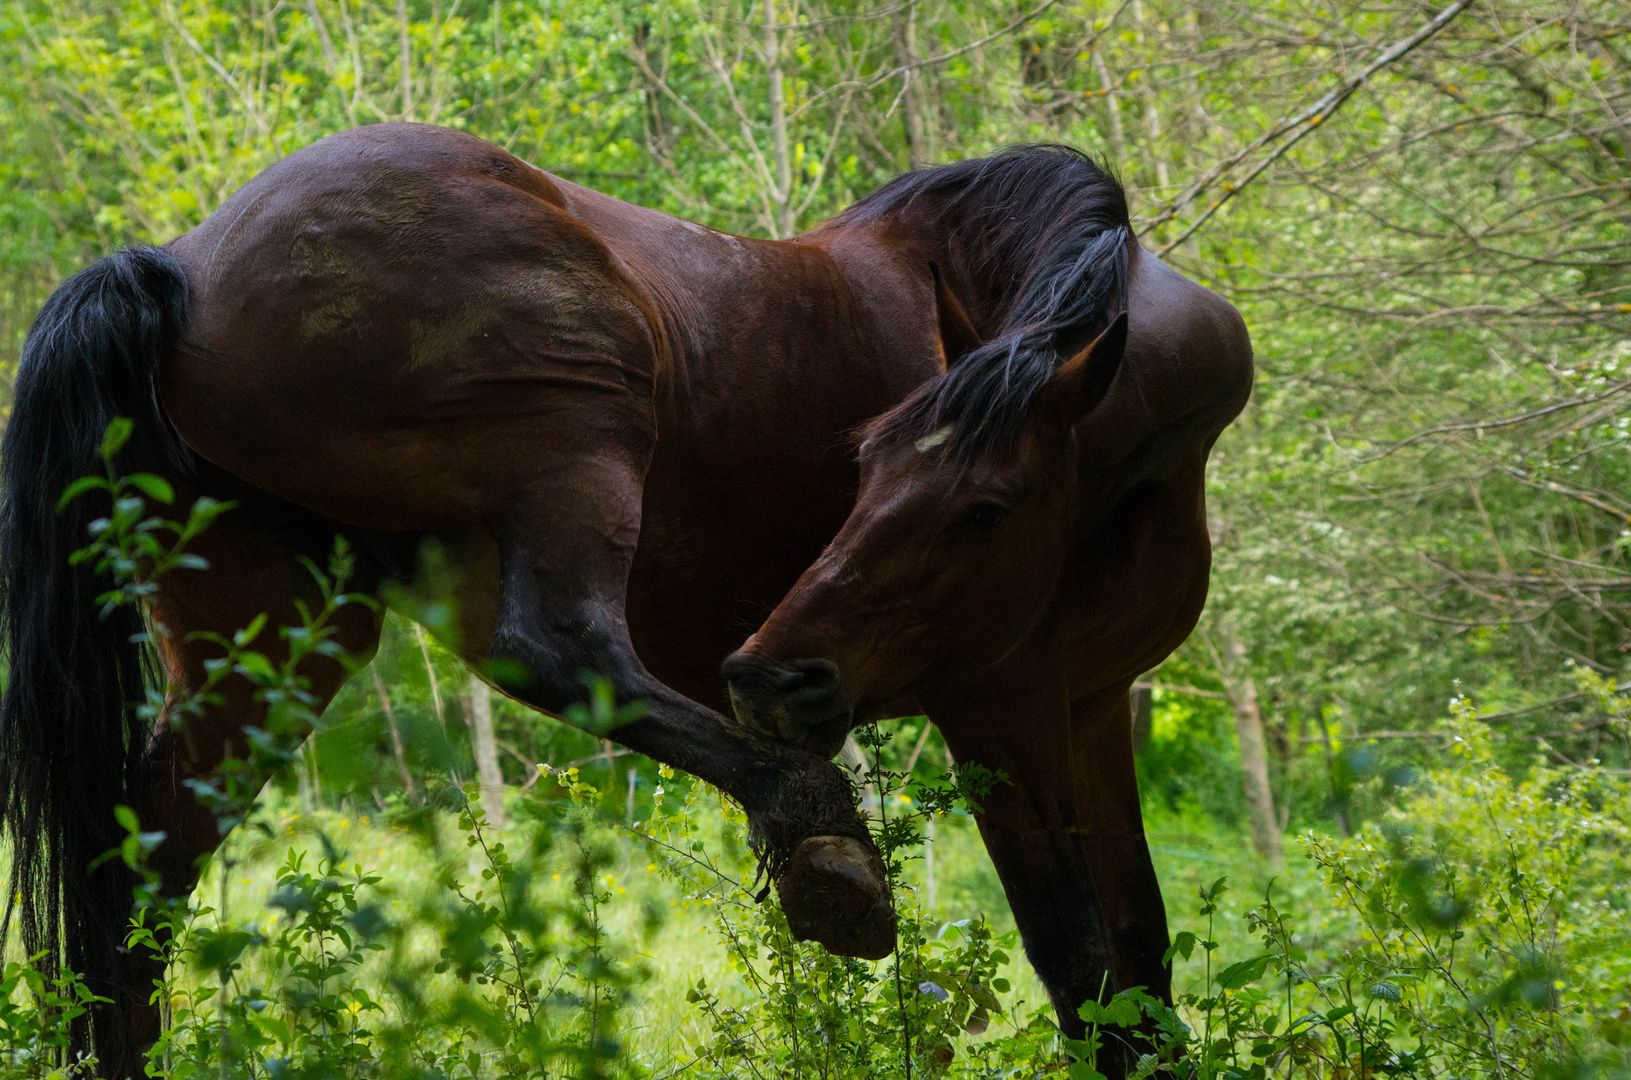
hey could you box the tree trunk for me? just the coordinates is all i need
[764,0,793,238]
[466,674,505,828]
[396,0,413,120]
[892,1,927,169]
[1217,637,1282,865]
[1131,0,1170,191]
[1092,48,1126,164]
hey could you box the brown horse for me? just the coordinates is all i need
[0,123,1250,1076]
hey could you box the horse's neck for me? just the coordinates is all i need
[657,236,935,459]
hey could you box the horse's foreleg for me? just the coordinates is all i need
[929,665,1145,1076]
[482,502,894,959]
[1068,683,1172,1004]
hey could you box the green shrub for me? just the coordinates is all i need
[138,788,651,1080]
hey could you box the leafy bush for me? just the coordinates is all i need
[129,783,652,1080]
[1057,700,1631,1080]
[630,724,1061,1078]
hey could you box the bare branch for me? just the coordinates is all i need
[1141,0,1478,253]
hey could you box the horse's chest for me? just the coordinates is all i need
[1057,478,1213,689]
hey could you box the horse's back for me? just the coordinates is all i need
[162,123,660,531]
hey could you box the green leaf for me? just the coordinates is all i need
[100,417,134,460]
[1106,997,1142,1027]
[1078,994,1141,1028]
[1368,981,1402,1002]
[55,476,108,512]
[1287,1011,1324,1032]
[1164,930,1198,964]
[235,652,276,681]
[1115,986,1165,1016]
[125,473,174,505]
[234,613,268,648]
[193,929,254,974]
[1216,954,1273,990]
[255,1015,292,1044]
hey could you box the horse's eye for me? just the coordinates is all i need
[959,501,1012,532]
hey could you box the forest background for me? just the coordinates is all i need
[0,0,1628,1076]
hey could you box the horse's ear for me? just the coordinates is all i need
[930,262,981,370]
[1035,311,1128,428]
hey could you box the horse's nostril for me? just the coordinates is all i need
[721,651,766,690]
[782,657,841,702]
[722,653,841,706]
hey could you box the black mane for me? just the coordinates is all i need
[842,145,1131,460]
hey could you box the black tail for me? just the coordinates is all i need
[0,246,191,1073]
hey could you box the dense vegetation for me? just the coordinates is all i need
[0,0,1628,1076]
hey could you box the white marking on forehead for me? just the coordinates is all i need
[914,426,953,453]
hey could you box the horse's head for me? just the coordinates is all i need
[724,270,1128,756]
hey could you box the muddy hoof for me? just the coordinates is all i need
[776,835,896,960]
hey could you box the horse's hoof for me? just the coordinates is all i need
[776,835,897,960]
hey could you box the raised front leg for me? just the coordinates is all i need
[482,489,895,960]
[929,664,1166,1077]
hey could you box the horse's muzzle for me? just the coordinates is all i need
[722,652,845,742]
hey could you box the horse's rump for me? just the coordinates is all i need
[163,123,661,533]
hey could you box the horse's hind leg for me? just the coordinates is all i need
[113,485,384,1067]
[141,491,385,892]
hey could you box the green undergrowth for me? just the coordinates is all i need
[2,706,1626,1079]
[1,706,1628,1078]
[1,430,1628,1078]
